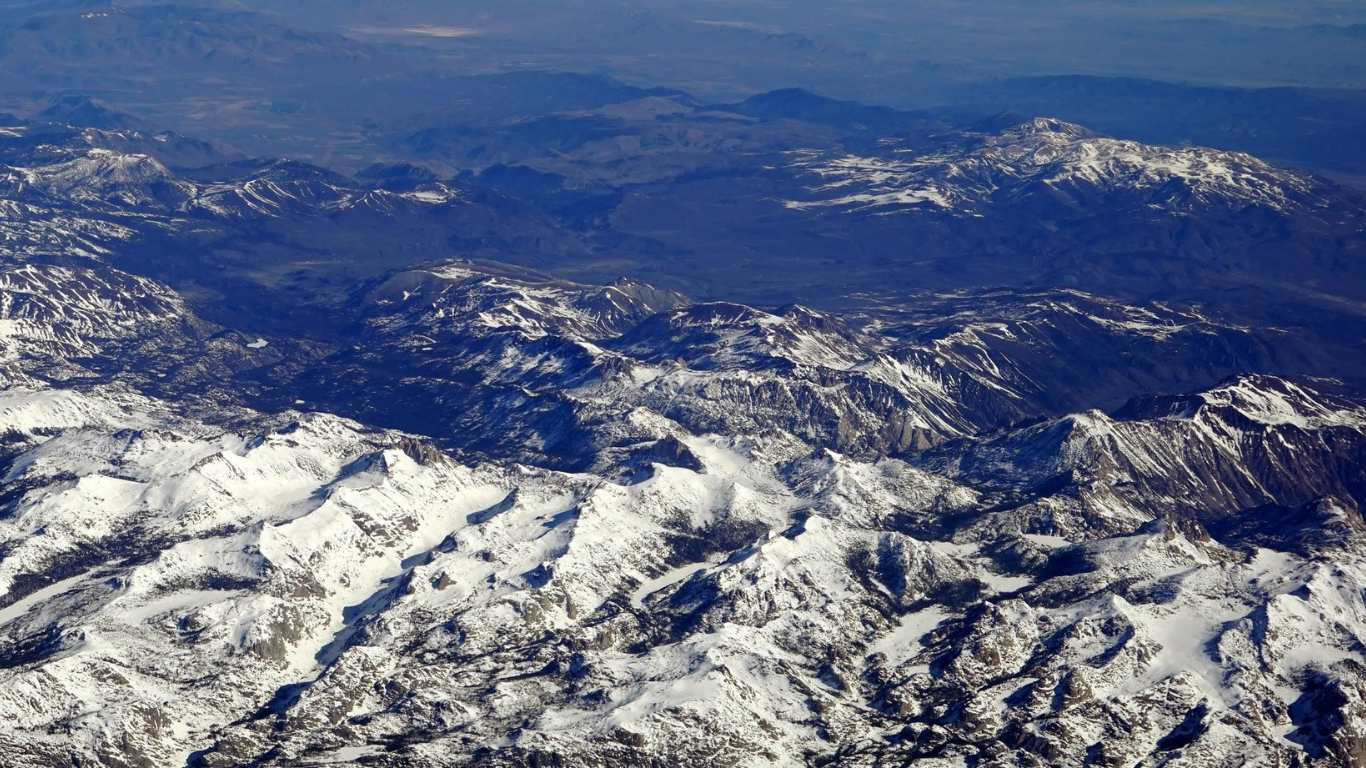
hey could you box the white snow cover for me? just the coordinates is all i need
[781,118,1335,215]
[0,377,1363,767]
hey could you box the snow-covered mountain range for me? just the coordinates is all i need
[0,106,1364,768]
[3,364,1366,767]
[780,117,1358,218]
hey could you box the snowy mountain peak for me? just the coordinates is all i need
[0,262,191,367]
[993,115,1100,141]
[1114,374,1366,429]
[781,115,1346,215]
[365,261,685,342]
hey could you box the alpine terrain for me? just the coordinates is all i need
[0,54,1364,768]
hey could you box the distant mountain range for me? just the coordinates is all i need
[0,0,1363,178]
